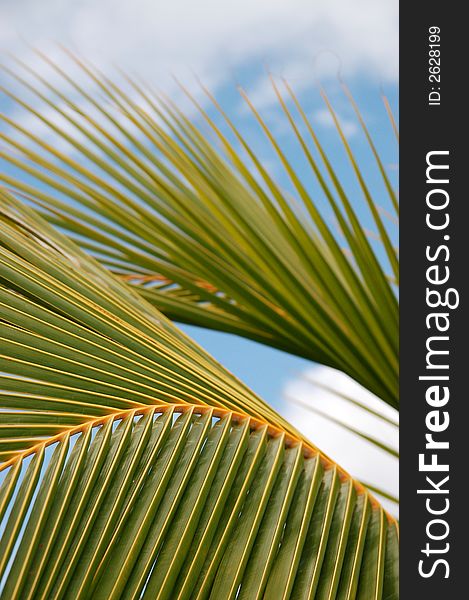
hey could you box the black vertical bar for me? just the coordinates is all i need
[400,4,466,597]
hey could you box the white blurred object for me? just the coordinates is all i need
[282,365,399,516]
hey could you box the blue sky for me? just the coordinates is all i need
[0,0,399,507]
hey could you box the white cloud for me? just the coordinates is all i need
[281,365,399,515]
[0,1,398,159]
[0,0,398,97]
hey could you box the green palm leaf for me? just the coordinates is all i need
[0,191,398,598]
[0,52,398,408]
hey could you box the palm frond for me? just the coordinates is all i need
[0,52,398,408]
[1,407,399,600]
[0,190,398,599]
